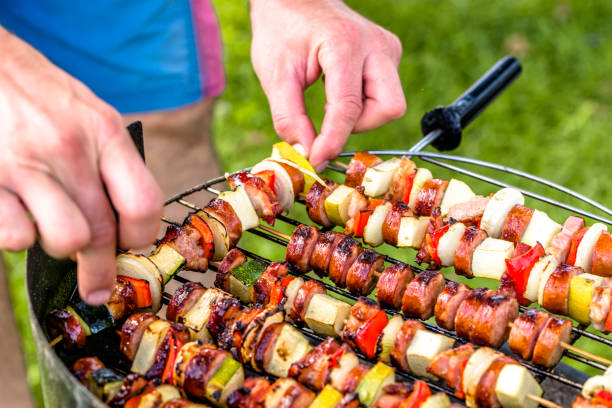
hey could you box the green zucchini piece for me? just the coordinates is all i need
[149,244,185,284]
[69,301,114,335]
[227,260,266,303]
[65,305,92,336]
[206,357,244,407]
[355,362,395,406]
[86,368,123,399]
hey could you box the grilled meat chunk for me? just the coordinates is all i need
[501,204,534,244]
[475,356,518,408]
[310,231,344,275]
[390,319,424,371]
[207,297,246,350]
[120,312,159,360]
[414,178,449,216]
[382,201,413,246]
[401,270,445,320]
[387,157,417,203]
[375,382,414,408]
[159,224,209,271]
[227,171,282,220]
[345,151,383,187]
[469,290,519,348]
[434,281,471,330]
[340,364,370,394]
[509,309,551,360]
[166,282,207,323]
[541,264,582,315]
[590,283,612,332]
[252,262,289,305]
[203,198,242,248]
[532,316,572,367]
[415,207,444,265]
[428,343,475,398]
[376,262,414,309]
[215,248,248,291]
[253,322,285,372]
[71,357,105,385]
[228,377,270,408]
[329,235,363,287]
[342,297,382,350]
[179,345,232,400]
[592,231,612,277]
[445,195,489,227]
[263,378,315,408]
[288,338,345,391]
[454,226,488,278]
[548,216,585,263]
[455,287,489,341]
[286,224,320,274]
[105,276,138,321]
[290,279,326,322]
[346,249,384,295]
[306,178,339,227]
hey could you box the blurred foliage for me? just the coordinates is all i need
[6,0,612,405]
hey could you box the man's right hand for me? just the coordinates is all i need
[0,28,164,305]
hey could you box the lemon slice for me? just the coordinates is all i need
[271,141,318,192]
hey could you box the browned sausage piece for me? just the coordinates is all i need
[275,160,305,198]
[252,262,289,305]
[455,287,490,341]
[183,347,232,399]
[106,276,137,321]
[376,263,415,309]
[227,172,282,219]
[160,224,207,271]
[340,365,370,394]
[531,316,572,367]
[271,379,316,408]
[592,231,612,277]
[166,281,207,322]
[382,201,413,246]
[475,356,518,408]
[291,280,326,322]
[415,207,444,265]
[253,322,285,372]
[541,264,583,315]
[305,178,338,227]
[445,195,489,227]
[342,297,382,350]
[329,235,363,288]
[414,178,449,217]
[286,224,320,274]
[470,291,519,348]
[434,281,471,330]
[288,338,343,391]
[427,343,475,398]
[310,231,344,276]
[401,270,445,320]
[390,319,424,371]
[120,312,159,360]
[346,249,385,295]
[500,204,534,244]
[47,309,86,350]
[387,157,417,203]
[71,357,105,385]
[454,227,488,278]
[345,152,383,187]
[204,198,243,248]
[215,248,247,291]
[508,309,551,360]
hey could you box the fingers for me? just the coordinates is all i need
[353,54,406,133]
[98,124,163,250]
[309,49,364,170]
[264,76,317,156]
[0,187,36,251]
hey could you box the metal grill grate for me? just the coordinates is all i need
[158,147,612,405]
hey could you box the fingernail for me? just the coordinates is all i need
[86,290,111,306]
[315,161,329,173]
[292,143,308,157]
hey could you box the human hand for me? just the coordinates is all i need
[250,0,406,171]
[0,28,164,305]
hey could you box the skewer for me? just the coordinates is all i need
[334,160,349,169]
[527,394,562,408]
[49,335,63,347]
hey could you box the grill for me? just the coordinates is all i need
[26,56,612,408]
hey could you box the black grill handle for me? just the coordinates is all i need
[420,56,522,151]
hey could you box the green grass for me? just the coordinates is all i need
[6,1,612,405]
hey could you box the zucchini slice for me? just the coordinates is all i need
[206,356,244,407]
[68,302,113,335]
[228,259,267,303]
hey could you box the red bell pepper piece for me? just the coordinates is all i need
[354,199,383,238]
[593,390,612,407]
[118,276,152,309]
[566,226,589,266]
[355,309,388,359]
[513,242,532,258]
[269,276,294,306]
[606,309,612,332]
[124,384,156,408]
[329,346,347,369]
[399,380,431,408]
[187,214,215,260]
[254,170,276,195]
[400,173,416,205]
[427,224,451,265]
[504,242,545,300]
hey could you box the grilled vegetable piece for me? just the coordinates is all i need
[379,315,404,363]
[196,209,231,261]
[494,364,543,408]
[304,293,351,337]
[405,329,454,379]
[508,309,551,360]
[167,282,208,323]
[390,319,424,371]
[524,255,558,303]
[203,198,243,249]
[462,347,502,408]
[251,262,289,305]
[471,237,514,280]
[116,253,163,312]
[149,244,186,283]
[531,316,572,367]
[325,185,359,226]
[407,167,433,210]
[362,158,402,197]
[288,338,345,391]
[440,179,475,217]
[131,319,172,375]
[364,201,393,247]
[355,362,395,406]
[346,249,384,295]
[376,262,414,309]
[227,171,282,221]
[401,270,445,320]
[414,178,449,216]
[159,224,209,272]
[592,231,612,277]
[454,227,488,278]
[474,355,518,408]
[310,231,344,275]
[342,297,386,356]
[286,224,320,273]
[308,385,344,408]
[216,249,248,292]
[219,186,260,231]
[427,343,475,398]
[69,299,115,335]
[86,368,124,401]
[290,280,326,323]
[206,356,244,406]
[420,393,451,408]
[345,151,383,188]
[240,308,285,367]
[263,378,316,408]
[271,141,318,193]
[306,178,339,227]
[106,373,149,408]
[521,209,562,249]
[397,216,430,248]
[329,235,363,288]
[434,281,470,331]
[547,215,585,263]
[382,200,413,246]
[481,188,525,238]
[120,313,159,361]
[582,374,612,398]
[437,222,466,267]
[251,159,296,211]
[575,223,608,273]
[225,259,266,304]
[569,273,605,324]
[47,308,87,349]
[182,288,232,340]
[540,263,583,315]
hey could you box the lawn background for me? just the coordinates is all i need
[6,0,611,405]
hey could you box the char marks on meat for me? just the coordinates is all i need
[376,262,414,309]
[306,178,339,227]
[454,226,488,278]
[401,270,445,320]
[434,281,471,330]
[286,224,320,274]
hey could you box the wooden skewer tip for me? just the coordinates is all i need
[49,335,63,347]
[526,393,562,408]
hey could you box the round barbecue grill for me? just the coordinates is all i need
[25,57,612,407]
